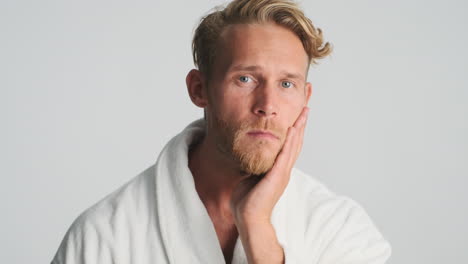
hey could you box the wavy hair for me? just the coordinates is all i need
[192,0,332,79]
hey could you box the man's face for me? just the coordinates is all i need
[205,22,311,175]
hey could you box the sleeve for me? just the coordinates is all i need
[317,198,392,264]
[50,213,112,264]
[51,218,86,264]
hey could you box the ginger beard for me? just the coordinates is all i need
[211,114,285,176]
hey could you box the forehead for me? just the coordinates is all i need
[214,22,309,78]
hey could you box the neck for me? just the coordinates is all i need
[188,133,249,218]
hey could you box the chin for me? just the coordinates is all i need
[234,143,279,175]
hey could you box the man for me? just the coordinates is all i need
[52,0,391,263]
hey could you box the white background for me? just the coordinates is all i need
[1,0,467,263]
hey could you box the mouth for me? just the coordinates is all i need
[246,130,279,140]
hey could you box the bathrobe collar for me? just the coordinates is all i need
[154,119,289,264]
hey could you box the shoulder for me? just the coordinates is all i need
[51,165,156,264]
[75,164,156,227]
[289,167,380,219]
[288,167,345,213]
[287,168,392,263]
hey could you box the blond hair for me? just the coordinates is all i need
[192,0,332,79]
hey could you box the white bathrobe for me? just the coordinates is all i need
[51,119,391,264]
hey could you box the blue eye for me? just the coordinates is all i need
[239,76,251,83]
[282,81,292,88]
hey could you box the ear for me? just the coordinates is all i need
[305,82,312,105]
[186,69,208,108]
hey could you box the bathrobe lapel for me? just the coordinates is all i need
[153,119,289,264]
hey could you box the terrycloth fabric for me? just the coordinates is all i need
[51,119,392,264]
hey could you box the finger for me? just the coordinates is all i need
[280,107,309,169]
[292,107,309,129]
[288,107,308,162]
[295,108,309,158]
[266,107,308,181]
[275,126,296,168]
[287,127,300,169]
[267,126,296,181]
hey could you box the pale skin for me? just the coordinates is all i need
[187,22,312,264]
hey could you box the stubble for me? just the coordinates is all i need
[212,115,284,176]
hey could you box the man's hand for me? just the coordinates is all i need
[230,106,309,263]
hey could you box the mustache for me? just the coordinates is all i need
[237,119,284,140]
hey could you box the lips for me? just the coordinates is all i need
[246,130,279,140]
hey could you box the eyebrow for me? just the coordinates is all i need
[231,64,262,72]
[230,64,305,81]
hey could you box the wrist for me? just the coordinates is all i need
[236,221,284,264]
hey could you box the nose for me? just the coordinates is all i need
[252,82,278,118]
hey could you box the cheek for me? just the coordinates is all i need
[219,93,250,119]
[284,101,305,127]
